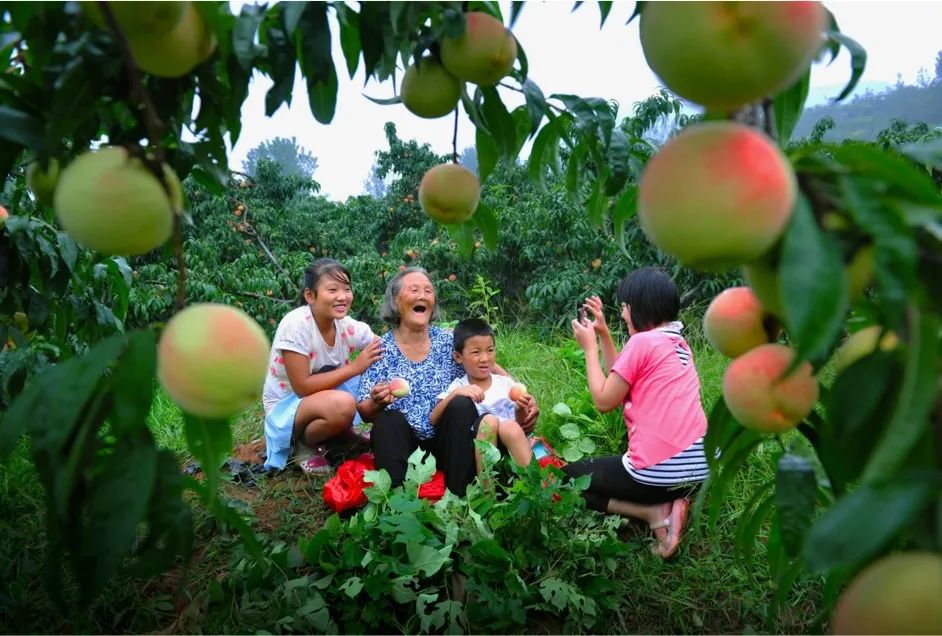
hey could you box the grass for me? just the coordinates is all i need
[0,322,824,634]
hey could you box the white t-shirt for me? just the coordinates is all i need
[437,373,518,421]
[262,305,376,414]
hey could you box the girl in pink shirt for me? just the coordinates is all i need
[566,267,709,558]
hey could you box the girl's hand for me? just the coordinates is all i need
[584,296,609,334]
[351,338,384,374]
[370,382,394,407]
[453,385,485,403]
[572,317,597,351]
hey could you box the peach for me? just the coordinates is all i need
[440,12,517,87]
[401,55,462,119]
[419,163,480,224]
[832,552,942,635]
[157,303,270,419]
[704,287,778,358]
[833,325,899,373]
[508,383,529,403]
[128,3,216,78]
[0,205,7,228]
[389,377,411,398]
[639,122,796,271]
[27,159,60,207]
[85,1,186,36]
[55,147,177,255]
[722,343,818,434]
[640,2,827,112]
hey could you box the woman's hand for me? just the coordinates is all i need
[583,295,609,334]
[572,316,597,351]
[351,338,384,374]
[515,395,539,433]
[370,382,395,408]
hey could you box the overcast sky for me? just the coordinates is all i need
[228,1,942,200]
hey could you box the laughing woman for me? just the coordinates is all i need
[356,267,538,496]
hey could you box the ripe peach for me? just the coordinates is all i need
[722,343,818,433]
[419,163,480,224]
[640,2,827,112]
[0,205,7,228]
[833,325,899,373]
[639,122,795,271]
[128,3,216,78]
[448,274,457,282]
[401,55,462,119]
[508,383,529,403]
[832,552,942,635]
[27,158,60,207]
[85,1,186,35]
[440,12,517,87]
[704,287,778,358]
[157,303,270,418]
[389,377,411,398]
[55,147,176,255]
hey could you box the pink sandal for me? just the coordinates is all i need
[650,497,690,559]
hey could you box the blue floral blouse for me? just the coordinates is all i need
[357,326,464,440]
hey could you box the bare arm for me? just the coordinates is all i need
[283,339,383,397]
[430,385,484,425]
[573,319,630,413]
[356,381,393,423]
[584,296,618,373]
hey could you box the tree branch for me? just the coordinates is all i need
[452,108,459,164]
[239,204,292,281]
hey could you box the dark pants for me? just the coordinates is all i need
[371,396,480,496]
[562,455,700,512]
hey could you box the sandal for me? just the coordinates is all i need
[653,497,690,559]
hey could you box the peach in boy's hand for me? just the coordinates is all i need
[508,383,528,403]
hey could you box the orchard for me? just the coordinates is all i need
[0,1,940,634]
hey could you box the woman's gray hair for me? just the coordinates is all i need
[379,266,442,325]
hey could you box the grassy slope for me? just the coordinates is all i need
[0,323,822,634]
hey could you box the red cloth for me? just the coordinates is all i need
[323,453,446,511]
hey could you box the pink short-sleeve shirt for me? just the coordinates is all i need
[609,325,707,470]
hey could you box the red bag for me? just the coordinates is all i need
[418,470,446,502]
[323,453,375,513]
[538,455,566,470]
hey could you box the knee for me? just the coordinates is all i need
[499,420,526,443]
[443,395,477,417]
[326,392,357,431]
[478,415,498,439]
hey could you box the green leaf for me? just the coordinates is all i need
[509,1,525,27]
[263,25,297,116]
[831,144,940,204]
[472,202,498,250]
[604,128,631,195]
[298,2,339,124]
[860,310,939,484]
[110,330,156,436]
[779,195,848,361]
[598,1,613,26]
[826,31,867,102]
[585,177,605,228]
[335,4,361,77]
[233,4,265,70]
[552,402,572,417]
[78,437,158,606]
[406,542,451,578]
[559,422,581,440]
[0,106,42,149]
[445,221,476,257]
[1,335,124,460]
[480,87,518,160]
[363,468,392,499]
[736,481,775,568]
[775,454,817,558]
[521,79,546,136]
[183,414,233,496]
[576,436,596,454]
[476,126,499,183]
[405,447,435,487]
[626,1,644,24]
[551,93,598,138]
[566,140,588,202]
[611,186,637,244]
[527,117,562,192]
[803,475,936,572]
[282,1,305,35]
[561,443,584,463]
[772,70,810,145]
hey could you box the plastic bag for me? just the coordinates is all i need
[418,470,446,502]
[323,453,375,513]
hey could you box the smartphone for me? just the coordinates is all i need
[576,301,587,324]
[531,440,550,460]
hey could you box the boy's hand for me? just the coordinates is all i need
[351,338,384,374]
[584,295,609,334]
[453,385,485,403]
[515,394,539,433]
[369,382,395,407]
[572,317,597,351]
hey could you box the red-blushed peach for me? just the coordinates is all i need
[0,205,8,229]
[419,163,480,224]
[833,325,899,373]
[508,383,529,403]
[704,287,778,357]
[639,122,796,271]
[389,377,411,398]
[832,552,942,635]
[440,12,517,87]
[128,3,216,78]
[722,343,818,433]
[640,2,827,112]
[157,303,270,419]
[401,55,462,119]
[27,159,60,207]
[54,147,176,255]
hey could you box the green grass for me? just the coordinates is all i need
[0,324,824,634]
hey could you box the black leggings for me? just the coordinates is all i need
[562,455,699,512]
[371,396,482,496]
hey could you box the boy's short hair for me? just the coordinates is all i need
[453,318,495,352]
[616,267,679,331]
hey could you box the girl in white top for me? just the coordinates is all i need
[262,259,382,472]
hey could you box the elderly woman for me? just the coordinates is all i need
[356,267,538,496]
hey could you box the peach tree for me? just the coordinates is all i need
[0,1,939,630]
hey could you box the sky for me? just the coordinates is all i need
[227,1,942,201]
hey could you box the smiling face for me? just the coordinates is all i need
[453,334,496,381]
[305,270,353,321]
[396,271,436,329]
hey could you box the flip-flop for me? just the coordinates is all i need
[659,497,690,559]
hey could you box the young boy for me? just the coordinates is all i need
[430,318,534,474]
